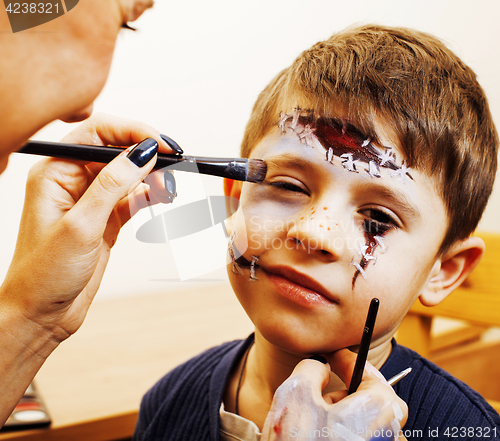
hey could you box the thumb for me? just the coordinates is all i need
[262,357,331,441]
[289,356,332,396]
[274,356,331,406]
[74,138,158,227]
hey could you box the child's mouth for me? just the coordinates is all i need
[262,266,338,308]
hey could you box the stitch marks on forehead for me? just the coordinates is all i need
[278,109,412,183]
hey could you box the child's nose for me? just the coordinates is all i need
[286,211,345,261]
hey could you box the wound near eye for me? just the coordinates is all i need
[351,221,389,288]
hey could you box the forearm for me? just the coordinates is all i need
[0,288,60,426]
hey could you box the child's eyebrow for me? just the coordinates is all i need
[265,155,316,174]
[265,154,420,219]
[357,181,421,219]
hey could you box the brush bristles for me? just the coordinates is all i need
[246,159,267,183]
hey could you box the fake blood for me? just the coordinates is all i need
[352,220,390,288]
[293,114,400,172]
[273,407,287,435]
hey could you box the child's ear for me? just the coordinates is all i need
[223,178,242,215]
[419,236,485,306]
[223,178,243,236]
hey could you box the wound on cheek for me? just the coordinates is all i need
[351,221,389,288]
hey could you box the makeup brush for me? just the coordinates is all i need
[17,139,268,183]
[348,298,379,395]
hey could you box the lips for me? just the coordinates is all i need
[262,265,337,308]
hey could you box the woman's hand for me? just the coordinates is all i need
[1,113,176,345]
[261,349,408,440]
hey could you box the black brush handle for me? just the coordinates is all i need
[348,298,380,394]
[18,141,249,181]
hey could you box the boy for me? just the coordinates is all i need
[134,25,500,440]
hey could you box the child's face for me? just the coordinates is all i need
[226,115,448,356]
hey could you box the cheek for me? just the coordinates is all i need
[237,193,302,254]
[357,251,432,334]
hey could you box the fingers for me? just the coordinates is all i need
[293,357,332,392]
[325,348,358,389]
[58,113,179,225]
[145,169,177,204]
[263,354,409,441]
[325,349,409,437]
[262,358,331,441]
[276,357,332,406]
[117,170,176,224]
[70,139,158,234]
[322,355,388,404]
[326,348,388,391]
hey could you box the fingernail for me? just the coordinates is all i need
[127,138,158,167]
[308,355,328,364]
[164,170,177,198]
[160,134,184,154]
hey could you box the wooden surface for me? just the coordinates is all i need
[430,339,500,405]
[0,283,253,441]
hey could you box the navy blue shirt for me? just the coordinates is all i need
[134,336,500,440]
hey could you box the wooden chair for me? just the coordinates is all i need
[396,232,500,413]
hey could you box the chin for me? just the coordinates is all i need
[59,104,94,123]
[0,155,9,173]
[257,317,345,356]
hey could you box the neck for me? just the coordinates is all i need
[249,330,393,396]
[225,330,393,430]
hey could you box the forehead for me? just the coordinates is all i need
[253,110,409,179]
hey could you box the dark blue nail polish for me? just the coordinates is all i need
[127,138,158,168]
[164,170,177,198]
[160,134,183,154]
[309,355,328,364]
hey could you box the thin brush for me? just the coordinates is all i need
[17,140,267,183]
[387,367,412,387]
[348,298,379,395]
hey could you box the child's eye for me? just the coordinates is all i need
[268,180,308,194]
[361,208,399,236]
